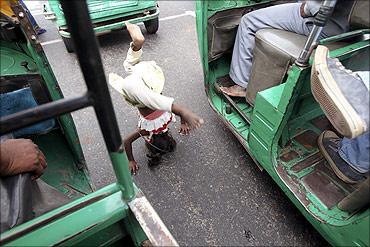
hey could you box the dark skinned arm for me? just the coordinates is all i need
[171,103,203,130]
[123,129,149,175]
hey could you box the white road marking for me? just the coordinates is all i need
[159,11,195,22]
[185,10,196,17]
[41,39,62,46]
[40,11,196,46]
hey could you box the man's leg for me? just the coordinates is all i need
[339,133,370,174]
[313,45,369,183]
[319,131,369,184]
[222,3,311,96]
[312,46,370,138]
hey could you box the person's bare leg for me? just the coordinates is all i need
[125,21,145,51]
[220,85,246,97]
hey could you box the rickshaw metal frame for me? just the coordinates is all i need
[195,0,370,246]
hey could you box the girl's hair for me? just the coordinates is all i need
[145,131,176,155]
[145,131,176,166]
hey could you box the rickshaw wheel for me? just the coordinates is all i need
[62,36,75,53]
[144,17,159,34]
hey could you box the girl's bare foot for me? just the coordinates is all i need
[125,21,145,51]
[220,85,246,97]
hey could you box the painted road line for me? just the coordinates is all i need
[41,39,62,46]
[159,11,195,22]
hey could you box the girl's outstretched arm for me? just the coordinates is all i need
[123,129,149,175]
[171,103,204,131]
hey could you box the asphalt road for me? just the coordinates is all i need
[29,1,327,245]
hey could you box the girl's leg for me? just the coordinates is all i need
[125,22,145,51]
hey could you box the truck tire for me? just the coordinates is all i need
[144,17,159,34]
[62,36,74,53]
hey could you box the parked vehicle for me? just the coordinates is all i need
[196,0,369,246]
[0,1,176,246]
[44,0,159,52]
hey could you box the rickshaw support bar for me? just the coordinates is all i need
[59,0,135,200]
[0,94,92,135]
[59,0,123,154]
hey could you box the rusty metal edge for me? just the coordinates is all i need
[128,191,179,247]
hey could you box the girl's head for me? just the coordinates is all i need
[146,131,176,155]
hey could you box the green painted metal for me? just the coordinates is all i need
[32,130,93,196]
[58,9,160,39]
[1,184,130,246]
[0,38,93,194]
[0,45,38,76]
[23,40,88,171]
[195,1,370,246]
[109,151,135,200]
[0,4,149,245]
[45,0,158,37]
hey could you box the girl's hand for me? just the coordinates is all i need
[179,123,191,135]
[128,160,139,175]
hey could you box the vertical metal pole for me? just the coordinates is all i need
[59,0,134,200]
[296,0,337,66]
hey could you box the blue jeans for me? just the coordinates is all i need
[339,71,370,174]
[339,133,370,173]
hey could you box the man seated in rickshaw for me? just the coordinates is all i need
[221,0,356,97]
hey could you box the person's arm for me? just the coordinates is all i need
[302,0,322,17]
[123,129,149,175]
[113,77,203,131]
[0,139,47,179]
[172,103,204,130]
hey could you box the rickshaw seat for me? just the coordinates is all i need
[0,173,71,233]
[349,0,370,30]
[245,29,306,105]
[245,29,347,105]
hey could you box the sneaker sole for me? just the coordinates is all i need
[311,46,365,139]
[317,132,357,184]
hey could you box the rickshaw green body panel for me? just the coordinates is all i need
[0,27,146,247]
[45,0,159,38]
[1,39,93,196]
[195,1,370,246]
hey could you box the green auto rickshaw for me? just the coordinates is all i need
[196,0,369,246]
[0,1,176,246]
[44,0,159,52]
